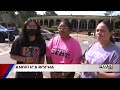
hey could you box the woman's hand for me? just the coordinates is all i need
[96,72,117,78]
[25,57,38,64]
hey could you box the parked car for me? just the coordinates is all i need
[113,32,120,42]
[7,27,15,30]
[0,25,15,43]
[19,29,55,40]
[7,27,19,36]
[41,29,55,40]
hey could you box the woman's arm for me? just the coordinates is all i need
[46,56,53,64]
[39,56,45,64]
[97,72,117,78]
[10,54,36,63]
[10,54,25,62]
[46,56,58,78]
[71,42,82,64]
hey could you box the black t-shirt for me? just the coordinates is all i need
[10,37,46,64]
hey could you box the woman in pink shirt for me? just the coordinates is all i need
[46,20,82,78]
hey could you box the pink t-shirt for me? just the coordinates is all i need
[46,35,82,64]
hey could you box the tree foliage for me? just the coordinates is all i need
[17,11,37,22]
[44,11,58,16]
[1,11,38,27]
[6,11,16,18]
[104,11,114,16]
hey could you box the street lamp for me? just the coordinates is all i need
[43,11,44,26]
[110,12,112,23]
[104,11,113,23]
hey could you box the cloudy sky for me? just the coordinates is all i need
[36,11,120,16]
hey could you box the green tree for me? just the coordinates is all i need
[116,12,120,22]
[117,15,120,21]
[44,11,58,16]
[6,11,16,18]
[104,11,114,16]
[0,11,38,28]
[17,11,37,23]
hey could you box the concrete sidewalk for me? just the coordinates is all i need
[70,33,96,42]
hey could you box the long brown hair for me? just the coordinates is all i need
[21,19,44,44]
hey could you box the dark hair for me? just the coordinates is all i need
[60,19,72,30]
[101,20,115,44]
[21,19,44,44]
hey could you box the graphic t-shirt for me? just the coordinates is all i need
[81,43,120,78]
[46,35,82,64]
[10,37,46,64]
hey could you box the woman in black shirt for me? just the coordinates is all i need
[10,19,46,78]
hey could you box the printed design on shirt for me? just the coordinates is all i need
[86,50,109,64]
[21,46,40,58]
[51,47,70,59]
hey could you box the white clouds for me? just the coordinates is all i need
[36,11,120,16]
[55,11,106,16]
